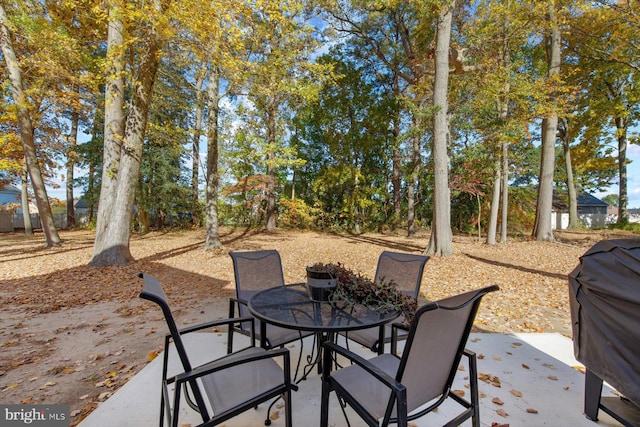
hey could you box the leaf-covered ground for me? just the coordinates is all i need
[0,228,630,425]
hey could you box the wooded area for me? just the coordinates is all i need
[1,0,638,264]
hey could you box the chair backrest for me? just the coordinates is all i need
[138,273,193,372]
[230,250,285,316]
[138,273,211,419]
[395,285,499,414]
[374,251,429,297]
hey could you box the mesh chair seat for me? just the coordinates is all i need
[200,346,286,415]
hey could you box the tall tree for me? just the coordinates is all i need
[426,0,455,256]
[240,2,330,231]
[532,2,561,242]
[92,1,125,261]
[0,2,61,246]
[568,1,640,224]
[90,0,170,266]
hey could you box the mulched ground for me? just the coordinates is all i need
[0,227,632,424]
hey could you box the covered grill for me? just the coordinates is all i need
[568,238,640,425]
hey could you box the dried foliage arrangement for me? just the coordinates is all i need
[311,262,418,324]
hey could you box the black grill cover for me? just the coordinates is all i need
[568,238,640,408]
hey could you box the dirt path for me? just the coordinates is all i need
[0,228,632,424]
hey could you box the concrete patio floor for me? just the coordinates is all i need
[78,332,623,427]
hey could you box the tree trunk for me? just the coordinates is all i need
[90,2,163,266]
[192,66,206,227]
[66,109,79,228]
[205,66,221,249]
[1,3,61,246]
[532,3,560,242]
[265,98,278,231]
[21,170,33,235]
[391,74,401,227]
[486,160,501,245]
[560,118,579,229]
[500,141,509,243]
[407,123,420,238]
[615,116,629,225]
[91,4,125,262]
[426,1,454,257]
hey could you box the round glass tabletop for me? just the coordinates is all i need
[248,284,399,332]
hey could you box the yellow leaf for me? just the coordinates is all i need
[147,351,159,362]
[496,408,509,417]
[509,389,523,398]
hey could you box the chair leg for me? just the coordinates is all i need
[284,390,293,427]
[468,351,480,427]
[320,380,330,427]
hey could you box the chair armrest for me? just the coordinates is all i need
[177,316,254,336]
[172,347,291,385]
[322,341,404,394]
[228,296,249,317]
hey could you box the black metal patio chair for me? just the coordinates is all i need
[139,273,294,427]
[341,251,429,354]
[227,250,314,354]
[321,285,499,427]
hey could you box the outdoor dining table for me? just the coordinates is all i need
[248,283,399,379]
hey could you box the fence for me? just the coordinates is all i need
[1,213,70,232]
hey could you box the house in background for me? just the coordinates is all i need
[552,192,609,230]
[0,184,21,232]
[0,184,21,206]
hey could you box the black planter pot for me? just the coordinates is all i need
[305,267,337,302]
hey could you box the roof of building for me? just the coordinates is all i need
[552,192,608,210]
[0,184,20,194]
[576,193,609,207]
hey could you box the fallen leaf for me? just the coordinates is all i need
[269,411,280,420]
[496,408,509,417]
[492,397,504,405]
[453,389,465,398]
[491,423,509,427]
[548,375,557,381]
[510,389,523,398]
[526,408,538,414]
[521,364,530,369]
[493,356,502,361]
[147,351,159,362]
[572,365,586,374]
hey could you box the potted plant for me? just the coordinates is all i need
[306,264,337,302]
